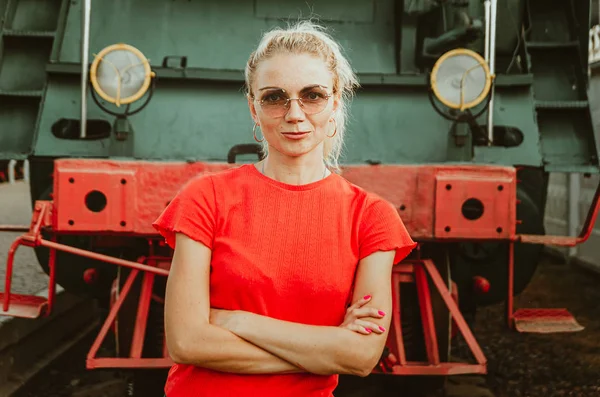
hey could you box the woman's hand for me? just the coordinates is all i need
[339,294,387,335]
[211,295,387,338]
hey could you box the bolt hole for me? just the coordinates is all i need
[68,220,74,226]
[445,184,452,190]
[69,177,74,183]
[444,226,451,232]
[85,190,107,213]
[496,227,503,233]
[399,204,406,211]
[121,178,127,185]
[120,221,126,227]
[462,198,484,221]
[497,185,503,191]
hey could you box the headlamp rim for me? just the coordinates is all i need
[89,43,153,107]
[430,48,492,111]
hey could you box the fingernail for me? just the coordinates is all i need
[379,326,386,332]
[363,295,371,300]
[378,310,386,316]
[366,328,372,333]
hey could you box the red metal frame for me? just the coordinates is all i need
[2,159,600,372]
[1,201,168,319]
[506,181,600,331]
[49,159,518,241]
[516,179,600,246]
[87,256,173,369]
[0,225,30,232]
[377,260,486,376]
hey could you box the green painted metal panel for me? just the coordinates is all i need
[58,0,397,74]
[0,0,597,174]
[0,96,39,157]
[10,0,60,31]
[34,75,542,166]
[0,0,61,158]
[254,0,375,23]
[525,0,598,171]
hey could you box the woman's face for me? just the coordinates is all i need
[249,52,339,160]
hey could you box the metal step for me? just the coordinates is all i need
[0,293,48,319]
[2,29,55,38]
[526,41,579,50]
[535,100,589,110]
[513,308,584,333]
[0,90,43,97]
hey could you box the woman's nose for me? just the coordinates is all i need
[285,99,306,121]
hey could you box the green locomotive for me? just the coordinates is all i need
[1,0,599,395]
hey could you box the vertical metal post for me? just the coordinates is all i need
[8,160,16,184]
[80,0,91,139]
[484,0,490,62]
[506,241,514,329]
[23,159,29,183]
[485,0,497,145]
[568,173,580,257]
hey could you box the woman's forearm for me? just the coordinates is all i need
[169,323,306,374]
[228,311,385,377]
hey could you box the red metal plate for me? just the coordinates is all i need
[434,169,516,239]
[55,167,137,232]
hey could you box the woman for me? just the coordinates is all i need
[153,20,416,397]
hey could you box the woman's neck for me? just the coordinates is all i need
[259,150,329,186]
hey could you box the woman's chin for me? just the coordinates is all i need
[272,141,323,159]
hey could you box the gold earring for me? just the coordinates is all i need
[253,123,264,143]
[327,119,337,138]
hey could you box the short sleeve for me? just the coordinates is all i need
[359,197,417,264]
[152,175,217,250]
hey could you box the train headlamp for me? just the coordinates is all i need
[430,48,492,111]
[90,43,155,107]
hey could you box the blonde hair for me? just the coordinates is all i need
[244,20,359,171]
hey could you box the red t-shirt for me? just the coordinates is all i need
[153,164,416,397]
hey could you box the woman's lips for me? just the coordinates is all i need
[282,131,310,140]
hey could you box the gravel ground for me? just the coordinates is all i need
[0,181,48,296]
[472,256,600,397]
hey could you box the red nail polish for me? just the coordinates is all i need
[379,326,386,332]
[363,295,371,300]
[366,328,372,333]
[378,310,385,316]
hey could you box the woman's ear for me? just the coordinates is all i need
[332,93,341,114]
[248,95,259,124]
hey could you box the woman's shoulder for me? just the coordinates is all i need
[333,173,392,209]
[181,164,253,193]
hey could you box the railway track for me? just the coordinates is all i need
[0,288,97,397]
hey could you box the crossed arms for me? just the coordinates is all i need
[164,233,395,377]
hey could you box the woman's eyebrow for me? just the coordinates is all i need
[258,84,328,91]
[258,86,283,91]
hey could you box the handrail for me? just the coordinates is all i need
[518,177,600,247]
[0,225,30,232]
